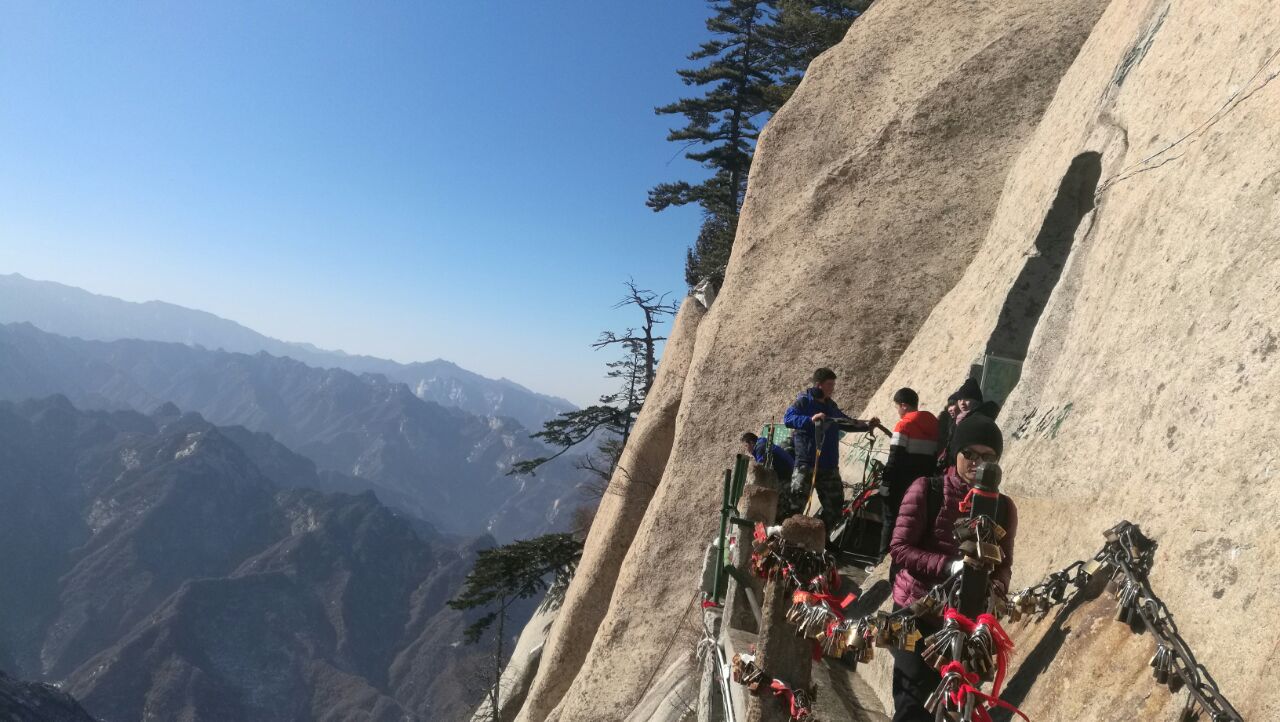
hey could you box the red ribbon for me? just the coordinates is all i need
[937,661,1029,722]
[768,678,812,720]
[958,485,1000,513]
[943,607,978,632]
[976,612,1015,697]
[940,608,1015,697]
[807,592,853,615]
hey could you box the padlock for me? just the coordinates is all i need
[976,540,1004,565]
[923,674,955,714]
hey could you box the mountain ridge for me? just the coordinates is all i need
[0,395,519,721]
[0,321,589,541]
[0,272,575,429]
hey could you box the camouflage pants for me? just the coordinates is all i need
[785,466,844,532]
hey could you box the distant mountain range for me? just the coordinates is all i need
[0,322,589,541]
[0,276,584,720]
[0,396,523,721]
[0,273,575,430]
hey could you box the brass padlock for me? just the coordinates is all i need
[977,541,1004,565]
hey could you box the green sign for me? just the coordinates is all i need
[980,353,1023,406]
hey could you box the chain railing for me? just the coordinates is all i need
[736,519,1244,722]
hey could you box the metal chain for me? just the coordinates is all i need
[1002,521,1242,721]
[730,653,816,721]
[750,526,839,593]
[749,516,1242,720]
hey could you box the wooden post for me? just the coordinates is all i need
[749,463,782,493]
[724,484,778,633]
[747,515,826,722]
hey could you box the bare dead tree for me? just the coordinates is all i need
[512,280,677,481]
[592,279,680,399]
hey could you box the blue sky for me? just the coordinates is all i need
[0,2,718,406]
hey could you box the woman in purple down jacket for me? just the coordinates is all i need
[887,414,1018,722]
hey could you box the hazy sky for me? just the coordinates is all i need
[0,2,717,406]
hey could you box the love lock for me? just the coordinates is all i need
[976,540,1004,566]
[924,670,963,717]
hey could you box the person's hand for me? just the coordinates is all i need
[810,412,826,423]
[868,416,880,428]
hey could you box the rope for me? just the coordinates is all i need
[633,590,700,708]
[1096,45,1280,195]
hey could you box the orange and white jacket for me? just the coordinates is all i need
[883,410,940,488]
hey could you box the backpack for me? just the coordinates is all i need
[780,432,796,458]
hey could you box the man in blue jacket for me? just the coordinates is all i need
[741,432,794,492]
[783,368,879,531]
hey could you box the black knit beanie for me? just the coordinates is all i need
[954,378,983,403]
[950,414,1003,459]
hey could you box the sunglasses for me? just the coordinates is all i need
[959,447,999,464]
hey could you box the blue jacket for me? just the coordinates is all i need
[784,387,851,469]
[752,438,794,481]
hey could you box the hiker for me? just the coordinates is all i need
[934,392,960,471]
[975,399,1001,420]
[887,414,1018,722]
[782,368,879,531]
[954,378,983,420]
[741,431,794,490]
[877,388,939,563]
[938,378,983,470]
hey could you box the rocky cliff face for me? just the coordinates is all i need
[853,1,1280,718]
[514,1,1115,719]
[515,298,705,722]
[521,0,1280,719]
[0,397,506,721]
[0,322,588,541]
[500,0,1280,718]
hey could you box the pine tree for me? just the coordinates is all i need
[448,533,583,722]
[656,1,871,290]
[769,0,870,101]
[650,1,783,289]
[685,196,738,289]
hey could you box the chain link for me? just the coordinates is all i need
[748,519,1242,720]
[1002,521,1242,721]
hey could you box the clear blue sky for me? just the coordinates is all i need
[0,2,718,406]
